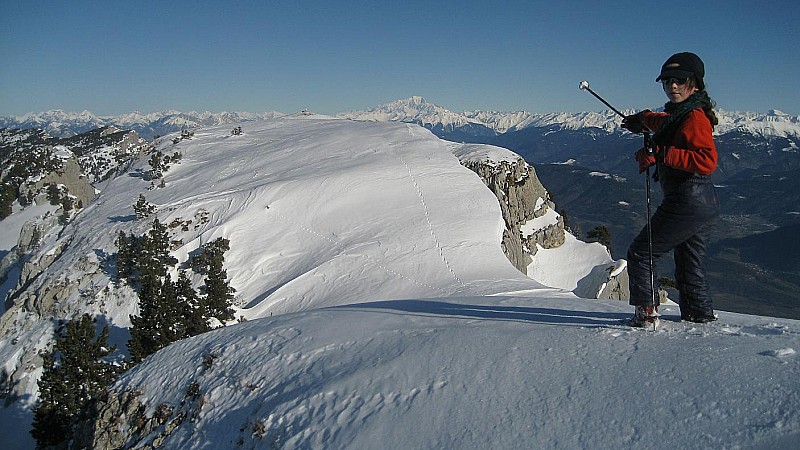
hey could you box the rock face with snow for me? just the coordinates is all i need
[77,388,192,449]
[453,144,559,274]
[24,154,95,208]
[449,142,625,300]
[0,127,151,315]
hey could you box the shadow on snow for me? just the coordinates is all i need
[342,299,629,328]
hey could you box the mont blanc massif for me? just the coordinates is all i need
[0,98,798,449]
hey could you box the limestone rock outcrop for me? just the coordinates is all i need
[455,145,628,302]
[456,150,561,275]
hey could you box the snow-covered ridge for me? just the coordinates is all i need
[0,117,572,408]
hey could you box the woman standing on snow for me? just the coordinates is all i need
[621,52,720,327]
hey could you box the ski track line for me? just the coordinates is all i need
[399,124,466,288]
[267,207,452,296]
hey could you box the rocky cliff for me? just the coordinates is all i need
[453,144,564,274]
[0,127,151,410]
[453,144,628,301]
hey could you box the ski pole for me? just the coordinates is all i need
[643,133,657,313]
[578,81,658,311]
[578,81,626,118]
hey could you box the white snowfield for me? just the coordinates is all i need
[1,116,798,449]
[121,297,799,449]
[159,116,548,316]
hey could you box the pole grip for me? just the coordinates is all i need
[644,131,655,155]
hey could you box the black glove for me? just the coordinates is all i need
[621,110,649,134]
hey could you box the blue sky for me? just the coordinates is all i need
[1,1,798,116]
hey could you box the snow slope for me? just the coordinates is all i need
[152,116,546,317]
[1,116,798,449]
[113,296,799,449]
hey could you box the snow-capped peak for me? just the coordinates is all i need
[339,97,486,130]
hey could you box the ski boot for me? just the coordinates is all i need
[631,305,660,330]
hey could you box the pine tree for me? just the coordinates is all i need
[60,195,74,223]
[129,273,178,362]
[139,219,177,278]
[46,183,61,206]
[129,270,211,362]
[133,194,156,219]
[31,315,119,448]
[176,270,210,336]
[0,182,15,220]
[198,238,235,322]
[147,151,164,181]
[115,230,133,280]
[126,224,232,362]
[128,219,180,362]
[587,224,612,250]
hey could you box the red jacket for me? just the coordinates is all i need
[641,109,717,176]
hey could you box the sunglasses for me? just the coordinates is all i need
[661,77,689,86]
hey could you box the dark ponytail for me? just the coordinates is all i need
[701,93,718,129]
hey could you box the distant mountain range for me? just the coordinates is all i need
[350,98,800,183]
[339,96,800,138]
[2,97,798,141]
[0,110,284,140]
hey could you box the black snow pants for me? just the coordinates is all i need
[627,166,719,317]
